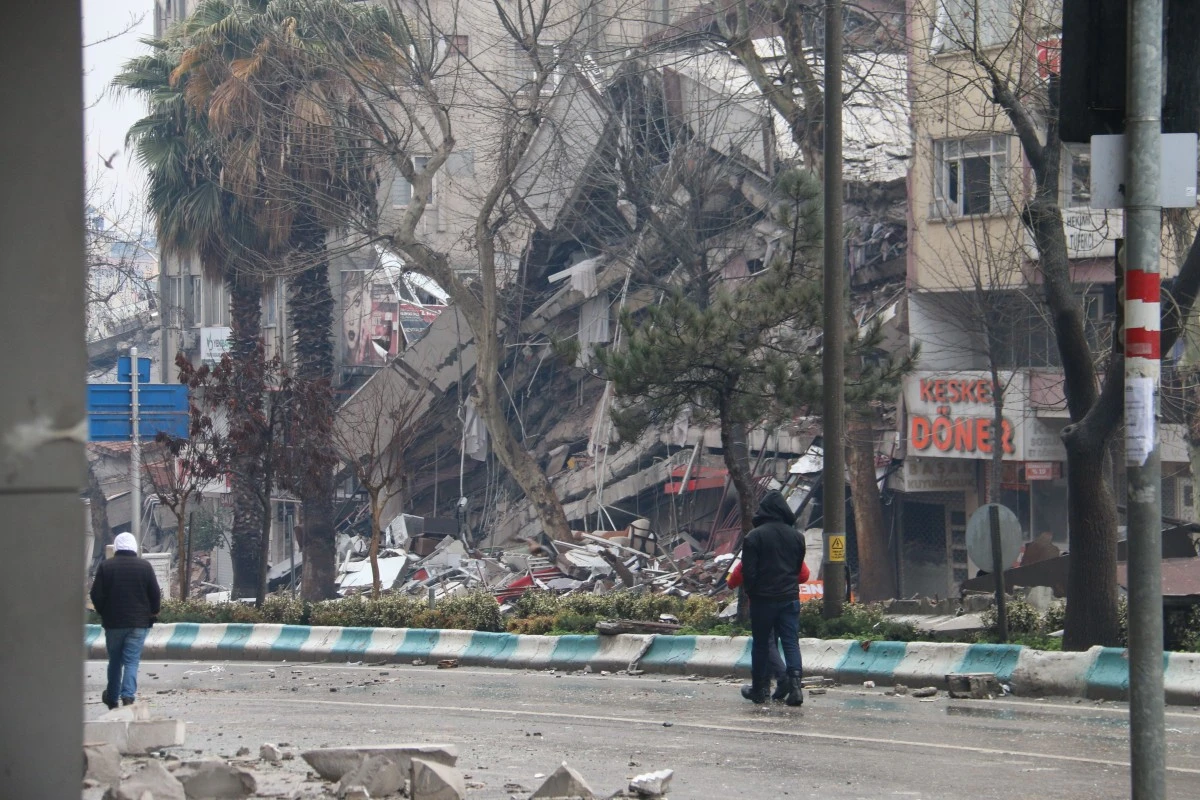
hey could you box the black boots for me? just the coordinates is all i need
[740,678,770,704]
[101,689,118,710]
[771,677,789,701]
[784,669,805,706]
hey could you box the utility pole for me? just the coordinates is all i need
[1125,0,1166,794]
[821,0,846,618]
[131,345,142,545]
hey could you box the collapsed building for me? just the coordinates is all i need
[326,33,911,601]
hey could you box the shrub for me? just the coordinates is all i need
[434,591,503,632]
[260,594,309,625]
[679,595,719,627]
[551,611,601,633]
[797,600,921,642]
[507,615,556,635]
[511,590,562,619]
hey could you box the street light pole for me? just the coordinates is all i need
[1125,0,1166,794]
[821,0,846,618]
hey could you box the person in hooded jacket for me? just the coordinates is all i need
[739,490,806,705]
[90,532,161,709]
[728,558,809,700]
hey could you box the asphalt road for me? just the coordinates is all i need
[86,659,1200,799]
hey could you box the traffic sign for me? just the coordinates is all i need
[117,355,152,383]
[86,383,189,442]
[965,503,1023,573]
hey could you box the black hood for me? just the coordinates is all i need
[752,490,796,527]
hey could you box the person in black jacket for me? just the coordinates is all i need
[739,490,806,705]
[90,532,161,709]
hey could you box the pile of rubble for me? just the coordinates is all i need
[333,518,739,609]
[84,739,675,799]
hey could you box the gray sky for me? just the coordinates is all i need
[84,0,154,222]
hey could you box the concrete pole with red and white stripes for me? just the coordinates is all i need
[1124,0,1166,793]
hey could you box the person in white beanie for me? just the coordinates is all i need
[89,533,161,709]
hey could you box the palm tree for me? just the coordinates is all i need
[116,34,274,599]
[171,0,385,599]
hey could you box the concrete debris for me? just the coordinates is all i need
[337,755,403,798]
[302,745,458,782]
[530,762,596,799]
[83,743,123,787]
[437,659,460,669]
[892,685,909,695]
[862,681,876,689]
[99,700,151,722]
[104,760,186,800]
[946,672,1002,699]
[410,757,467,800]
[628,768,674,797]
[260,743,283,763]
[174,759,257,799]
[911,687,938,698]
[341,787,371,800]
[87,716,187,755]
[333,512,748,613]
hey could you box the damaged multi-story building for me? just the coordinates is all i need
[331,1,913,595]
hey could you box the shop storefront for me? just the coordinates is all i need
[892,370,1070,596]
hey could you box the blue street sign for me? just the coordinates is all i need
[86,383,190,442]
[117,355,152,383]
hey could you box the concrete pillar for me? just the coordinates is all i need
[0,3,88,797]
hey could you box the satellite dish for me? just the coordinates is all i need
[966,503,1023,573]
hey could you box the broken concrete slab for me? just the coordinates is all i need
[83,742,122,787]
[412,758,468,800]
[530,762,596,799]
[301,744,458,782]
[104,760,186,800]
[88,718,187,755]
[260,743,283,763]
[337,755,403,799]
[99,700,151,722]
[411,757,466,800]
[629,768,673,797]
[174,759,257,799]
[341,786,370,800]
[126,719,187,754]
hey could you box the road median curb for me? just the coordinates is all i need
[84,624,1200,704]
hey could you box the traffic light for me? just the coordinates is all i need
[1060,0,1200,144]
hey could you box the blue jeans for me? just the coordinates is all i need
[750,598,802,683]
[105,627,148,702]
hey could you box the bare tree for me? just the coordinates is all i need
[332,367,429,597]
[141,438,209,599]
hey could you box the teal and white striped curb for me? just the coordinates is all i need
[85,624,1200,705]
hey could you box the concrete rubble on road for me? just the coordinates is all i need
[946,672,1002,699]
[336,754,404,798]
[410,757,467,800]
[173,759,257,799]
[530,762,597,799]
[628,768,673,797]
[301,744,458,782]
[85,738,671,800]
[103,759,186,800]
[259,743,283,763]
[86,702,187,756]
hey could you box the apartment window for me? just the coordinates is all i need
[390,156,434,207]
[515,43,563,94]
[161,275,181,326]
[263,283,278,328]
[1065,145,1091,208]
[932,0,1013,53]
[202,275,229,327]
[447,35,468,59]
[653,0,670,26]
[933,135,1010,217]
[182,274,202,326]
